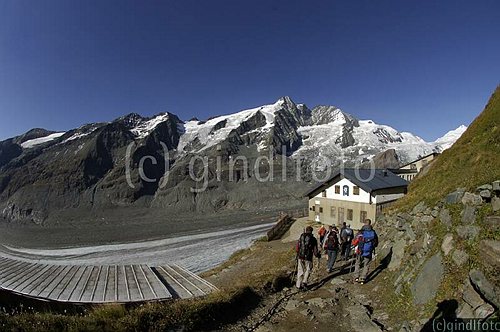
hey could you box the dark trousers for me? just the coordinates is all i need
[341,241,352,259]
[326,249,338,272]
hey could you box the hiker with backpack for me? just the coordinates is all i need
[340,223,354,261]
[318,224,327,246]
[323,225,340,273]
[295,226,321,290]
[353,219,378,284]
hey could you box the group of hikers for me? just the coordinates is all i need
[295,219,378,290]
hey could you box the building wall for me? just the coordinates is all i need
[374,193,405,204]
[397,172,418,181]
[308,197,376,230]
[314,178,371,204]
[400,154,437,173]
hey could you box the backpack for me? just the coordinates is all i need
[298,233,315,259]
[324,232,339,251]
[361,229,378,257]
[345,228,353,242]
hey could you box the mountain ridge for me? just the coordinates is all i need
[0,97,467,224]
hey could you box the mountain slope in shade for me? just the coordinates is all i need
[0,96,466,224]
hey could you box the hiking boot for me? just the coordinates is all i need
[354,278,359,283]
[359,278,365,285]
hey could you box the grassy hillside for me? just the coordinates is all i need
[397,86,500,209]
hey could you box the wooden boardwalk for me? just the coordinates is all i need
[0,257,217,303]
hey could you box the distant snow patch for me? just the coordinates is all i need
[21,132,65,149]
[131,113,170,139]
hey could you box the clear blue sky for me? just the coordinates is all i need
[1,0,499,141]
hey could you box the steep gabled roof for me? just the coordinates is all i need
[305,168,408,198]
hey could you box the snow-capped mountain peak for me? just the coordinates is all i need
[177,97,293,153]
[311,106,358,126]
[130,113,171,139]
[433,125,468,150]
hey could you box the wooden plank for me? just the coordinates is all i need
[173,264,218,292]
[157,266,193,299]
[21,265,60,295]
[133,265,155,300]
[116,265,129,302]
[163,265,206,297]
[37,266,73,298]
[104,265,117,302]
[0,257,14,269]
[77,266,96,302]
[58,266,88,302]
[91,266,108,302]
[29,265,66,297]
[171,264,217,293]
[85,265,102,302]
[124,265,142,301]
[1,261,33,285]
[50,266,80,300]
[15,264,52,293]
[3,263,41,289]
[0,260,29,283]
[142,266,171,299]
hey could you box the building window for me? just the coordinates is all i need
[347,209,353,221]
[410,163,417,170]
[335,185,340,194]
[330,207,336,218]
[338,208,345,223]
[322,190,327,198]
[360,210,367,223]
[312,206,315,212]
[343,185,349,196]
[319,207,323,213]
[353,186,360,195]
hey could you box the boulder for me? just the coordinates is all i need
[457,303,475,319]
[441,234,454,256]
[439,208,452,227]
[460,278,495,319]
[461,192,482,206]
[420,215,434,225]
[452,249,469,267]
[474,303,495,319]
[461,205,476,224]
[348,304,383,332]
[422,233,433,251]
[445,189,465,204]
[412,254,444,305]
[484,215,500,231]
[403,223,416,241]
[284,299,300,311]
[469,269,500,309]
[479,190,491,199]
[492,197,500,212]
[463,278,484,309]
[478,240,500,278]
[305,297,330,308]
[456,225,480,240]
[431,209,439,218]
[493,180,500,192]
[412,202,427,215]
[477,184,493,191]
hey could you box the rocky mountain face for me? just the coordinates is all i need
[0,97,465,224]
